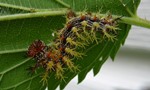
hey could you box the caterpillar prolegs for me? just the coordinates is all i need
[27,10,120,84]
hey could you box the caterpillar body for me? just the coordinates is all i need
[27,11,119,84]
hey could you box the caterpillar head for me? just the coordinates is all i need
[27,40,46,57]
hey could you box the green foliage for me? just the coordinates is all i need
[0,0,142,90]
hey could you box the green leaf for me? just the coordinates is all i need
[0,16,65,90]
[0,0,142,90]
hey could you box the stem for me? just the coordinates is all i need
[0,2,33,12]
[0,10,150,29]
[0,10,67,21]
[78,12,150,29]
[120,16,150,29]
[0,1,70,12]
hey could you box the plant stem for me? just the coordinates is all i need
[83,12,150,29]
[120,16,150,29]
[97,13,150,29]
[0,2,68,12]
[0,10,67,21]
[0,10,150,29]
[0,2,33,12]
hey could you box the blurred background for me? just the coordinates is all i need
[64,0,150,90]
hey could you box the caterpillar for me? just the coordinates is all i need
[27,10,119,84]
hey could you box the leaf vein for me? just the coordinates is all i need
[2,73,41,90]
[0,58,30,74]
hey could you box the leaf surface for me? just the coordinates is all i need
[0,0,141,90]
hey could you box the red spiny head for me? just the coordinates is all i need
[27,40,45,57]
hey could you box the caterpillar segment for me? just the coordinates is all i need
[27,11,119,84]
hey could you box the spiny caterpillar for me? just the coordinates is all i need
[27,10,120,84]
